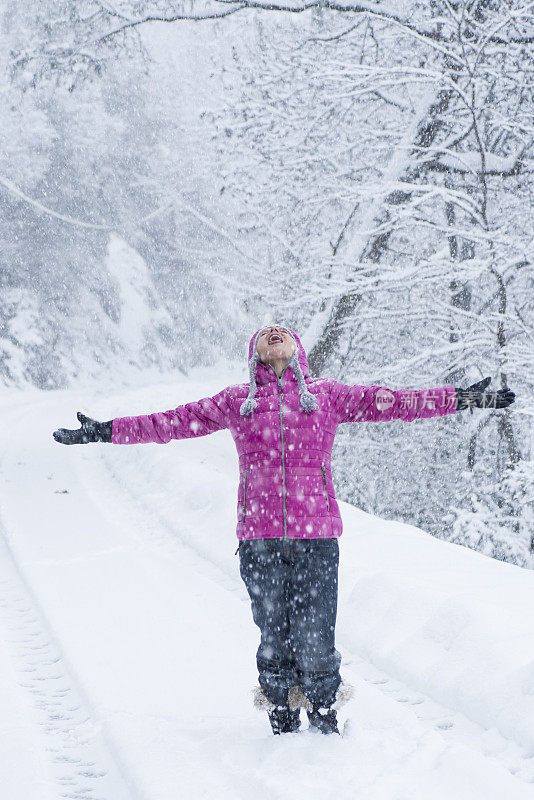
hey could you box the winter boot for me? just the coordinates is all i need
[307,706,339,735]
[267,706,301,735]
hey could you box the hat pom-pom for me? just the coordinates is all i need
[240,397,258,416]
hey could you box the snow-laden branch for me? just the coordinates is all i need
[172,197,268,276]
[0,175,113,230]
[0,175,187,231]
[98,3,244,42]
[431,149,533,176]
[0,174,268,277]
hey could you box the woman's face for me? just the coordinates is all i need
[256,326,296,364]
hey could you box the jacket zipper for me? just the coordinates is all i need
[242,469,247,523]
[322,463,330,512]
[277,372,288,540]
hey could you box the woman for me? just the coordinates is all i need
[53,325,515,735]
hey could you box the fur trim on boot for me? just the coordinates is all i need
[288,685,313,712]
[252,686,275,711]
[332,681,354,711]
[297,680,353,714]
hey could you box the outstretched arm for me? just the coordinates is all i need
[53,389,232,446]
[330,375,515,424]
[330,381,458,424]
[112,388,231,444]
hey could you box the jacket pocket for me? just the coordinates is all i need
[242,469,248,523]
[321,464,330,512]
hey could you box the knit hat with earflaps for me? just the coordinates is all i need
[240,325,318,416]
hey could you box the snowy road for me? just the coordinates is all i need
[1,374,534,799]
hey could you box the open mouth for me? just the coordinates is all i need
[268,334,283,345]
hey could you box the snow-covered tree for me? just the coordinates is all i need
[206,1,534,563]
[0,1,246,387]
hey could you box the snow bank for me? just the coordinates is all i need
[338,506,534,754]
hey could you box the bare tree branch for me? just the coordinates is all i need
[96,0,534,47]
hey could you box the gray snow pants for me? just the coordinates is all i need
[238,538,341,709]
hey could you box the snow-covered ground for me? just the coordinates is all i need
[1,367,534,800]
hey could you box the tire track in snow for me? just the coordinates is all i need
[0,526,138,800]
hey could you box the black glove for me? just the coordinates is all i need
[455,376,515,412]
[53,412,113,445]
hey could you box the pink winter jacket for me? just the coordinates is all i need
[112,329,458,541]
